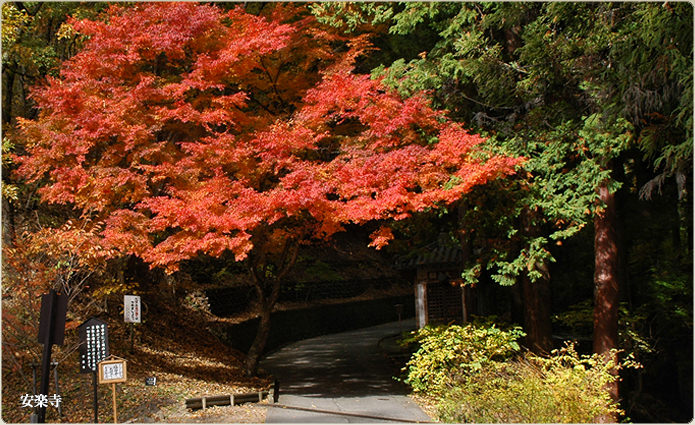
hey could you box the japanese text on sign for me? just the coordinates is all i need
[79,319,109,373]
[85,324,106,371]
[102,363,123,381]
[124,295,141,323]
[98,359,127,384]
[20,394,62,408]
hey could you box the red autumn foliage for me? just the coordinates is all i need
[14,3,521,274]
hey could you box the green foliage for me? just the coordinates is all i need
[553,299,594,337]
[360,2,693,293]
[437,343,639,423]
[297,259,343,283]
[553,300,656,358]
[646,267,693,326]
[402,321,525,393]
[1,2,102,75]
[403,322,644,422]
[310,3,394,33]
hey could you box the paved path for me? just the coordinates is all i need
[260,319,432,423]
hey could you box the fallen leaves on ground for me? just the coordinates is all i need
[2,295,271,423]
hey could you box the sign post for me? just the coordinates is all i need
[98,356,127,424]
[123,295,141,323]
[36,290,67,423]
[79,318,109,423]
[124,295,141,353]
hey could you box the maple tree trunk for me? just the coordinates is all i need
[243,241,299,376]
[244,291,277,376]
[243,239,299,376]
[593,183,620,422]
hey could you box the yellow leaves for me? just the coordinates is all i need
[56,22,77,40]
[7,219,117,298]
[92,281,140,298]
[32,220,116,265]
[1,3,30,45]
[1,182,19,202]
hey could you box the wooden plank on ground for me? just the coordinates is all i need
[185,391,269,410]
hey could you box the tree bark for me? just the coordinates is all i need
[510,281,524,327]
[593,183,620,421]
[2,67,17,247]
[521,266,553,353]
[244,284,279,376]
[243,239,299,376]
[3,68,16,125]
[520,208,553,354]
[2,191,16,247]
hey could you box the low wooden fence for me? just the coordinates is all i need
[185,381,279,410]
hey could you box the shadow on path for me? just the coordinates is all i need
[260,320,432,423]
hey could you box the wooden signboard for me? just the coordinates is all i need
[98,358,127,384]
[98,356,127,423]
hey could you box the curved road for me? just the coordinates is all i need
[260,319,432,423]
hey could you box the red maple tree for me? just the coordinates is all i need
[15,3,522,374]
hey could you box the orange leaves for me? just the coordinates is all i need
[71,3,223,67]
[14,2,522,271]
[253,121,322,167]
[429,123,485,165]
[3,220,116,302]
[368,226,395,250]
[103,210,151,257]
[143,231,253,273]
[31,220,116,266]
[183,9,293,89]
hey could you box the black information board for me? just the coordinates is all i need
[78,318,110,373]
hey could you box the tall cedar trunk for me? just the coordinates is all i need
[510,282,524,327]
[457,201,476,320]
[520,208,553,353]
[593,183,620,420]
[521,267,553,353]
